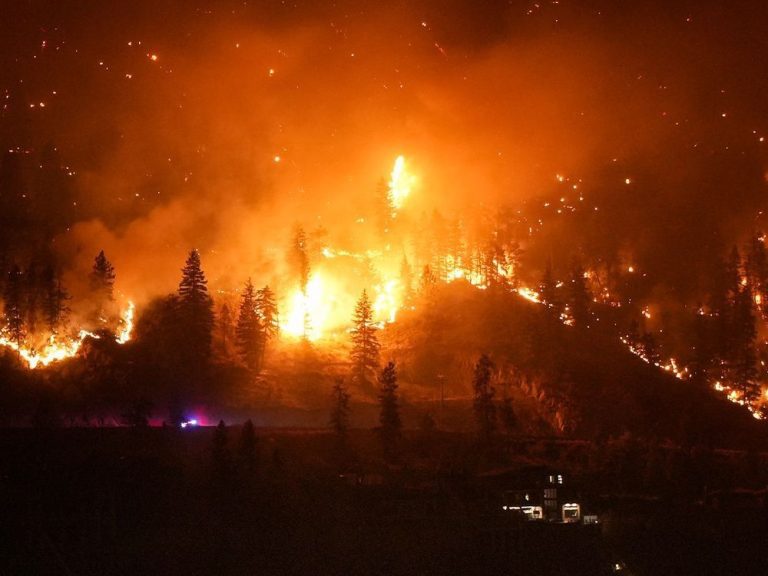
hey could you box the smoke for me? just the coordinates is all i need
[1,0,765,309]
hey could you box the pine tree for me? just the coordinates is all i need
[256,285,279,363]
[218,303,233,352]
[567,260,591,328]
[350,290,380,390]
[235,279,262,371]
[378,361,401,459]
[41,265,69,335]
[731,284,759,403]
[4,265,24,345]
[540,260,561,314]
[238,419,259,474]
[90,250,116,327]
[291,225,310,292]
[90,250,115,300]
[212,419,230,479]
[473,354,496,442]
[177,249,214,365]
[330,378,351,440]
[746,233,768,316]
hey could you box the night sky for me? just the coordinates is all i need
[1,0,768,300]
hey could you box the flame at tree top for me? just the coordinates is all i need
[388,155,414,215]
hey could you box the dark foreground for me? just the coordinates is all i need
[2,427,767,575]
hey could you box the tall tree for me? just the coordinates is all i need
[177,249,214,365]
[730,284,759,403]
[90,250,116,327]
[235,279,262,371]
[330,378,351,441]
[350,290,380,390]
[4,264,24,345]
[238,419,259,474]
[41,265,69,335]
[291,225,310,292]
[473,354,496,443]
[218,302,233,353]
[378,361,402,459]
[256,285,279,362]
[567,259,591,328]
[539,260,561,315]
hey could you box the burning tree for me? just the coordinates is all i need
[42,265,69,335]
[256,284,279,362]
[350,289,380,391]
[235,279,262,371]
[4,265,25,345]
[567,259,591,328]
[730,283,759,403]
[378,361,401,459]
[90,250,116,327]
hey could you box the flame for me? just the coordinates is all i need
[280,273,334,341]
[116,301,136,344]
[373,279,400,323]
[0,330,100,369]
[517,287,541,304]
[0,299,136,369]
[388,155,414,214]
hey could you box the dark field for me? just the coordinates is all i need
[2,426,768,575]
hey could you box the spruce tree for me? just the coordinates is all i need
[473,354,496,442]
[378,361,401,459]
[177,249,214,365]
[90,250,115,301]
[731,284,759,403]
[4,265,24,345]
[235,279,262,371]
[567,260,591,328]
[238,419,259,474]
[41,266,69,335]
[256,285,279,362]
[90,250,116,327]
[350,289,380,390]
[330,378,351,440]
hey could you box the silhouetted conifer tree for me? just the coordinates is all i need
[731,283,759,403]
[350,290,380,390]
[567,260,591,328]
[4,265,24,344]
[330,378,351,440]
[378,361,401,459]
[177,249,214,365]
[238,419,259,474]
[256,285,279,362]
[90,250,116,327]
[212,419,230,476]
[473,354,496,442]
[235,279,262,371]
[41,265,69,334]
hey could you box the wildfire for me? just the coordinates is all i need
[116,301,136,344]
[388,155,414,214]
[0,300,136,369]
[373,279,400,324]
[281,273,334,341]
